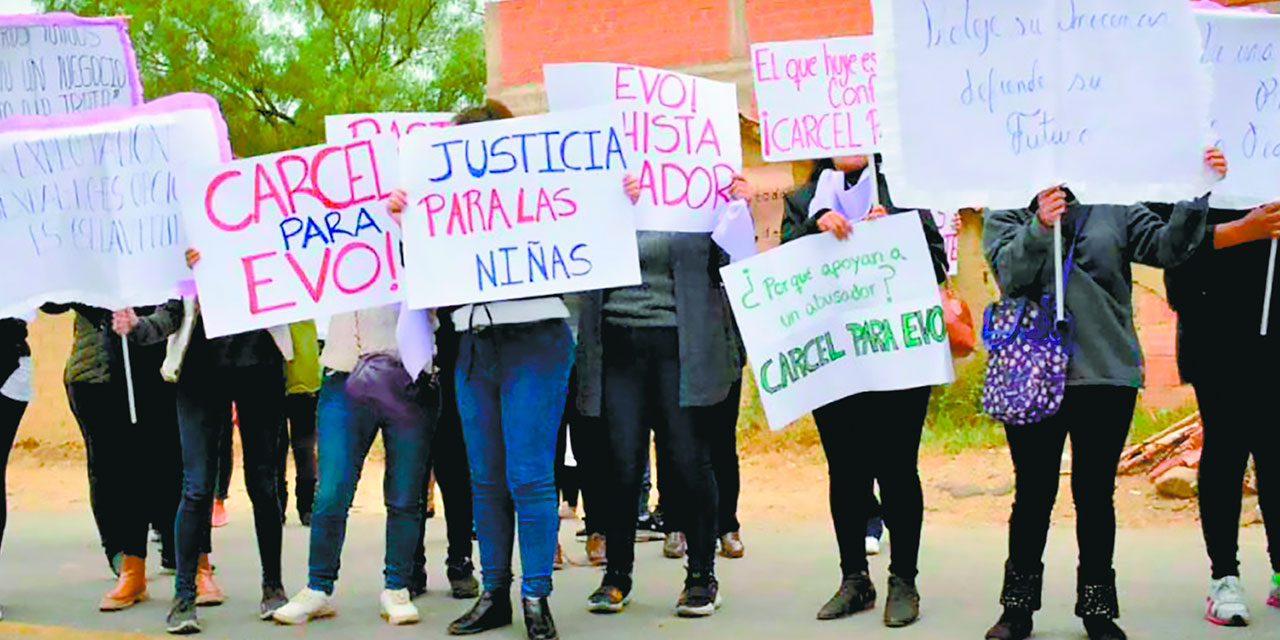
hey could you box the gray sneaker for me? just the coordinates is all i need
[1206,576,1250,627]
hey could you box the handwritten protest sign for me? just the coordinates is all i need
[543,63,743,232]
[0,93,230,318]
[397,106,641,309]
[325,112,453,144]
[722,214,953,428]
[872,0,1214,211]
[1197,11,1280,209]
[180,136,403,338]
[930,210,960,276]
[751,36,879,162]
[0,13,143,120]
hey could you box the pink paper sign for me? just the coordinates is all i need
[0,13,145,121]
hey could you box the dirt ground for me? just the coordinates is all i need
[9,313,1222,530]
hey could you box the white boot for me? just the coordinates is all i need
[272,588,335,625]
[380,588,420,625]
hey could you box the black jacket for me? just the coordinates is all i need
[782,166,950,284]
[0,318,29,388]
[1153,205,1279,384]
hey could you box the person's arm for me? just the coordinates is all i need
[1211,203,1280,249]
[127,300,184,345]
[983,196,1058,298]
[1126,197,1211,269]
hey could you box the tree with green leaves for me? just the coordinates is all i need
[38,0,485,157]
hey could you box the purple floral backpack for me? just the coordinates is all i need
[981,218,1082,426]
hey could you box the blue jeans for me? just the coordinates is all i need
[308,369,436,594]
[456,320,572,598]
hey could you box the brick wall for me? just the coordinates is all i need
[744,0,872,43]
[493,0,731,87]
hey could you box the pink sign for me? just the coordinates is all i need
[0,13,145,120]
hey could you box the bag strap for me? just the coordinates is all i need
[1060,213,1086,296]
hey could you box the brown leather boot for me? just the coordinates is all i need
[586,533,607,567]
[99,555,148,611]
[196,554,226,606]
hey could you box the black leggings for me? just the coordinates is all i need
[277,392,318,515]
[600,326,718,577]
[814,387,930,580]
[710,380,742,536]
[0,395,25,553]
[68,379,181,563]
[417,324,474,571]
[1195,378,1280,578]
[1004,386,1135,590]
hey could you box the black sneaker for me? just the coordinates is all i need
[635,513,664,542]
[1083,616,1127,640]
[588,572,632,614]
[166,597,201,635]
[883,575,920,627]
[817,572,876,620]
[409,568,428,599]
[985,608,1034,640]
[259,584,288,620]
[675,573,721,618]
[447,558,481,599]
[299,511,312,527]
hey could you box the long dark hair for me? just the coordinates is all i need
[453,99,514,126]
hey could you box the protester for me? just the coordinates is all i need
[711,379,745,559]
[1155,198,1280,627]
[980,149,1229,640]
[165,250,290,635]
[387,99,570,640]
[782,154,948,628]
[41,302,184,612]
[0,316,31,620]
[272,306,438,626]
[279,320,320,526]
[413,316,480,600]
[578,173,751,619]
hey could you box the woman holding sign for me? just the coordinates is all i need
[40,302,184,613]
[781,154,948,629]
[164,252,291,635]
[575,174,751,620]
[271,306,438,627]
[981,149,1228,640]
[1154,199,1280,628]
[387,100,570,640]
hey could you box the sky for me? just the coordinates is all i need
[0,0,36,13]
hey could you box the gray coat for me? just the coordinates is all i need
[576,232,743,417]
[983,193,1210,388]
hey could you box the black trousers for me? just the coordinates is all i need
[1195,377,1280,578]
[1002,385,1136,618]
[710,379,742,536]
[0,395,26,553]
[558,367,607,534]
[417,324,474,572]
[174,364,285,598]
[214,404,234,502]
[277,392,319,516]
[68,379,181,563]
[601,326,718,577]
[814,386,930,580]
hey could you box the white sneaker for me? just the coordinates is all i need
[380,588,420,625]
[272,588,335,625]
[1206,576,1250,627]
[865,536,881,556]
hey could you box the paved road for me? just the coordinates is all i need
[0,511,1275,639]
